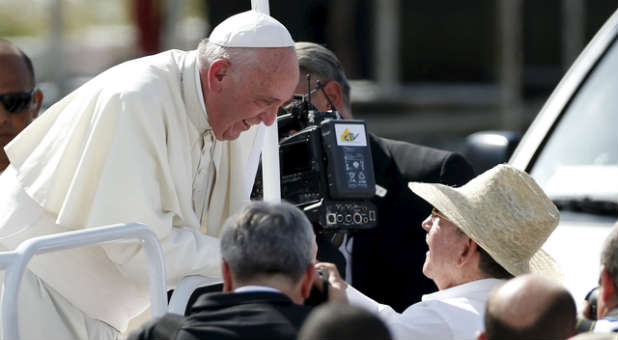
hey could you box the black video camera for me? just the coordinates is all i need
[251,78,377,232]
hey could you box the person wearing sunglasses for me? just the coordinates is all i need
[0,39,43,172]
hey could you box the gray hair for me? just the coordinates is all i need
[197,38,259,77]
[294,41,351,112]
[220,201,314,283]
[601,224,618,287]
[453,227,512,279]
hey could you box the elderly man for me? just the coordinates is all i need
[318,164,561,339]
[129,201,317,340]
[0,10,298,339]
[0,39,43,172]
[291,41,474,311]
[479,274,576,340]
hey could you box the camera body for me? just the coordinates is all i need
[252,94,377,232]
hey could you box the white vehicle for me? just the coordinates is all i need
[509,10,618,306]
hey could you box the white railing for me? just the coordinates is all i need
[0,223,168,340]
[168,275,221,315]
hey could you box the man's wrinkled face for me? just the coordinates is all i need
[0,51,39,171]
[207,48,299,141]
[420,208,468,289]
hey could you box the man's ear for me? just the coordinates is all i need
[600,266,616,301]
[32,89,43,118]
[221,260,234,292]
[300,265,316,300]
[323,81,344,113]
[477,330,487,340]
[207,59,231,92]
[458,237,478,266]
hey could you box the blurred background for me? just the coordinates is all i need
[1,0,616,152]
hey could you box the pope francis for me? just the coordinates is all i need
[0,10,299,339]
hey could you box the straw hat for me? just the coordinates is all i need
[209,10,294,48]
[408,164,561,280]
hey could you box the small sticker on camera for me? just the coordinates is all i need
[335,123,367,147]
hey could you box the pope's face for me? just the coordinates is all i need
[207,48,299,141]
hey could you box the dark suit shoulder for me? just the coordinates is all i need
[127,313,185,340]
[372,135,473,186]
[182,291,312,340]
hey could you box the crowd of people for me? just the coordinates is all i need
[0,9,616,340]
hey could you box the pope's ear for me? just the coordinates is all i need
[207,59,230,92]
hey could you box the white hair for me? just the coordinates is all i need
[197,38,259,77]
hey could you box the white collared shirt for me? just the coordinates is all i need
[594,307,618,333]
[347,278,505,340]
[234,285,282,294]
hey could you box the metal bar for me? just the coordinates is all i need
[0,223,167,340]
[252,0,282,203]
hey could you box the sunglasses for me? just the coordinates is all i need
[431,208,452,223]
[0,90,35,113]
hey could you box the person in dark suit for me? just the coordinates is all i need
[292,41,474,312]
[129,201,317,340]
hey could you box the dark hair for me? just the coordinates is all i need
[478,246,514,279]
[0,38,35,86]
[298,303,392,340]
[484,289,576,340]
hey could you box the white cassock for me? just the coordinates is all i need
[0,49,263,339]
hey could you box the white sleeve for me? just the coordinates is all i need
[82,91,223,285]
[388,303,454,339]
[346,285,454,339]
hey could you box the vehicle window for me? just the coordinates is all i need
[530,39,617,193]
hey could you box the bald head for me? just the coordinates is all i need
[0,39,35,87]
[483,274,576,340]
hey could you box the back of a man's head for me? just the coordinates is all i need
[483,274,576,340]
[220,200,314,285]
[298,303,392,340]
